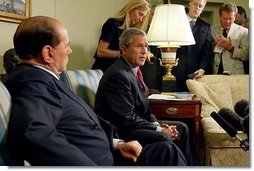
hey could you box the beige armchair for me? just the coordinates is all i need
[186,75,249,166]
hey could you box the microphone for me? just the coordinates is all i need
[218,108,243,131]
[211,111,249,151]
[243,114,249,139]
[234,99,249,118]
[218,107,249,139]
[211,111,237,137]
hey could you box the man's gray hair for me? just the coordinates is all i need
[119,28,146,47]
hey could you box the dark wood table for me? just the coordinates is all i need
[149,99,202,155]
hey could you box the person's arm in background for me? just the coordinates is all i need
[194,24,213,78]
[97,40,120,58]
[96,19,121,59]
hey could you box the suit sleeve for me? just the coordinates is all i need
[9,83,98,166]
[231,28,249,61]
[102,72,157,131]
[199,25,214,73]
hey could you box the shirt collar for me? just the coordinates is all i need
[33,65,59,80]
[187,16,197,22]
[122,57,138,75]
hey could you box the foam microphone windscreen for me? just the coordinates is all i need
[211,111,237,137]
[234,99,249,118]
[218,108,243,131]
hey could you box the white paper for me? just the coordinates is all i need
[214,45,223,53]
[148,94,176,100]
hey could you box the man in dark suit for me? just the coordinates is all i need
[172,0,213,91]
[95,27,197,165]
[4,16,187,166]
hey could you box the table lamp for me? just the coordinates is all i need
[147,4,195,92]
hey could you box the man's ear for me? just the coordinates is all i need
[120,45,127,55]
[42,45,54,63]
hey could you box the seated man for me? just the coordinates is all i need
[95,27,198,166]
[4,16,187,166]
[0,48,19,83]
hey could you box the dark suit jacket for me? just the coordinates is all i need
[5,64,114,166]
[94,58,166,142]
[172,17,213,91]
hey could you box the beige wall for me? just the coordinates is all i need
[0,0,128,74]
[170,0,249,25]
[0,0,249,74]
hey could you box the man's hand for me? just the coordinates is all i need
[215,35,233,51]
[160,124,179,140]
[194,69,205,79]
[115,140,143,163]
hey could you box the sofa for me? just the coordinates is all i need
[59,69,103,109]
[0,80,12,165]
[0,69,103,165]
[186,74,249,166]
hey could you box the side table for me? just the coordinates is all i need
[149,99,202,155]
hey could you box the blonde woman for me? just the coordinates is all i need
[92,0,151,72]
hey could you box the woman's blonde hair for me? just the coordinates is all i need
[110,0,151,31]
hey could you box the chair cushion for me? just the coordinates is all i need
[186,78,234,117]
[59,69,103,109]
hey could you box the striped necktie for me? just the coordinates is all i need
[137,68,147,95]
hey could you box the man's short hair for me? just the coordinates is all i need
[3,48,19,73]
[219,2,238,16]
[119,28,146,47]
[237,6,247,19]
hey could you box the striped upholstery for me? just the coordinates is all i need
[60,69,103,109]
[0,81,11,165]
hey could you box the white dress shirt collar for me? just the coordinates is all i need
[33,65,59,80]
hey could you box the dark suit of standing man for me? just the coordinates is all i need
[172,0,213,91]
[95,28,197,165]
[4,16,187,166]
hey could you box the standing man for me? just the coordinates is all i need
[172,0,213,91]
[235,6,249,29]
[212,2,248,75]
[95,28,197,165]
[235,5,249,74]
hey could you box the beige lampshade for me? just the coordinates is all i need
[147,4,196,47]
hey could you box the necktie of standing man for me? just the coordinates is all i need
[222,29,228,38]
[137,68,148,95]
[190,20,195,30]
[218,29,228,74]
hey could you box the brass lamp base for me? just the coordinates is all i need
[159,47,179,92]
[161,60,178,81]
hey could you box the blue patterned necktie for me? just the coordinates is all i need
[190,20,195,30]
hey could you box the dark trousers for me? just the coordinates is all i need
[113,141,187,166]
[121,121,198,166]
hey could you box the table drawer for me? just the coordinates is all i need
[150,103,199,119]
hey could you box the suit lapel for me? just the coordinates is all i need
[192,18,201,34]
[119,58,148,106]
[54,79,100,123]
[228,24,237,38]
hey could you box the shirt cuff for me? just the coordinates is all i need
[113,139,124,148]
[200,69,205,74]
[156,126,162,132]
[152,121,160,126]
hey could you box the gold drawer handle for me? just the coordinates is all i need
[165,107,178,115]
